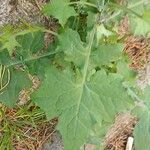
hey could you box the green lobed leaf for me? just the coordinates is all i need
[33,66,133,150]
[0,30,54,107]
[0,69,31,107]
[33,29,133,150]
[0,26,43,56]
[43,0,77,26]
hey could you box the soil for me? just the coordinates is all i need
[0,0,43,25]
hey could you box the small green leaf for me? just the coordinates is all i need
[117,59,137,81]
[43,0,76,26]
[127,0,146,15]
[96,24,112,44]
[129,9,150,35]
[57,29,86,67]
[91,44,124,66]
[0,35,20,55]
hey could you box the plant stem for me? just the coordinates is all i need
[75,23,97,133]
[105,0,149,23]
[128,0,150,9]
[110,2,142,18]
[14,27,58,37]
[6,51,61,68]
[69,1,97,8]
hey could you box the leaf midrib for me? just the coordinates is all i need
[73,28,96,136]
